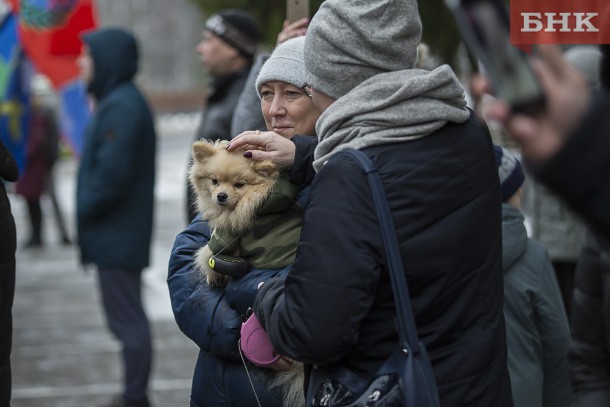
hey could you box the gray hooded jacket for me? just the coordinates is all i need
[501,203,573,407]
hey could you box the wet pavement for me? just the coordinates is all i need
[8,113,200,407]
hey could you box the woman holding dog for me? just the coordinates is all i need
[168,34,319,407]
[245,0,513,406]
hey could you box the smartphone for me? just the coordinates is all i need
[287,0,309,23]
[445,0,546,115]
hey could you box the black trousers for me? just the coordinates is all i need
[98,268,152,403]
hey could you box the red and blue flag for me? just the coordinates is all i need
[0,11,30,173]
[9,0,98,156]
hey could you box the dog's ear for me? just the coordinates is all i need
[192,141,216,163]
[252,160,278,178]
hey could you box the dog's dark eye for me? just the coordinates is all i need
[211,178,218,185]
[234,182,245,189]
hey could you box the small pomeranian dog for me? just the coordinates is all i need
[188,139,305,406]
[190,139,275,286]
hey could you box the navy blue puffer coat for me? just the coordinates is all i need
[76,28,156,270]
[167,216,287,407]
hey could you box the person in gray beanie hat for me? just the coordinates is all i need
[167,31,321,407]
[254,36,320,141]
[255,36,307,99]
[253,0,513,405]
[305,0,421,100]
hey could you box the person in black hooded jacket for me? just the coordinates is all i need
[76,27,156,407]
[0,141,18,407]
[252,0,512,405]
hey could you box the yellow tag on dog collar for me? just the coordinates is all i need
[208,256,215,269]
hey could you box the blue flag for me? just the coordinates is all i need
[59,79,90,155]
[0,13,30,174]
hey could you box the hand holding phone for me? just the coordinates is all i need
[445,0,546,115]
[287,0,309,23]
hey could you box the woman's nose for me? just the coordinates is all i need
[269,96,287,116]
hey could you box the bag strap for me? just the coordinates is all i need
[336,149,422,354]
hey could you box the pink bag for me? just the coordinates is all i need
[240,313,281,367]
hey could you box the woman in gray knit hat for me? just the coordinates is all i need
[252,0,513,406]
[229,35,320,183]
[168,35,320,407]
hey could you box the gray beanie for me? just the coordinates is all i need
[304,0,422,99]
[255,36,306,98]
[564,45,601,87]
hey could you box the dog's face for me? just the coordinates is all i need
[189,140,279,231]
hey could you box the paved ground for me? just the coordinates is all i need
[8,113,201,407]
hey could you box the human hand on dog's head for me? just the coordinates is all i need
[227,130,296,169]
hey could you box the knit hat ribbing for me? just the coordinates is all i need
[494,145,525,203]
[255,37,306,98]
[304,0,422,99]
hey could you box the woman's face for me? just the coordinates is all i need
[260,81,321,139]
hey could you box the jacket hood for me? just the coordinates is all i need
[82,27,138,99]
[501,203,528,272]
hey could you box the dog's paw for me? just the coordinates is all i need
[194,245,213,272]
[206,270,229,288]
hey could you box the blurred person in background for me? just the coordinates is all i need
[483,44,610,240]
[14,74,71,248]
[0,140,18,406]
[520,46,602,320]
[566,44,610,407]
[185,8,262,224]
[495,145,572,407]
[77,27,156,407]
[476,43,610,407]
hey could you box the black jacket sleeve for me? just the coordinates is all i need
[0,141,19,182]
[254,154,383,364]
[570,232,610,407]
[534,91,610,241]
[289,135,317,187]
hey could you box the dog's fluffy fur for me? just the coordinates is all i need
[188,139,304,406]
[189,139,279,287]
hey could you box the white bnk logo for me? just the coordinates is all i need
[521,12,599,32]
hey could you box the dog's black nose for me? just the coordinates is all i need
[216,192,228,203]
